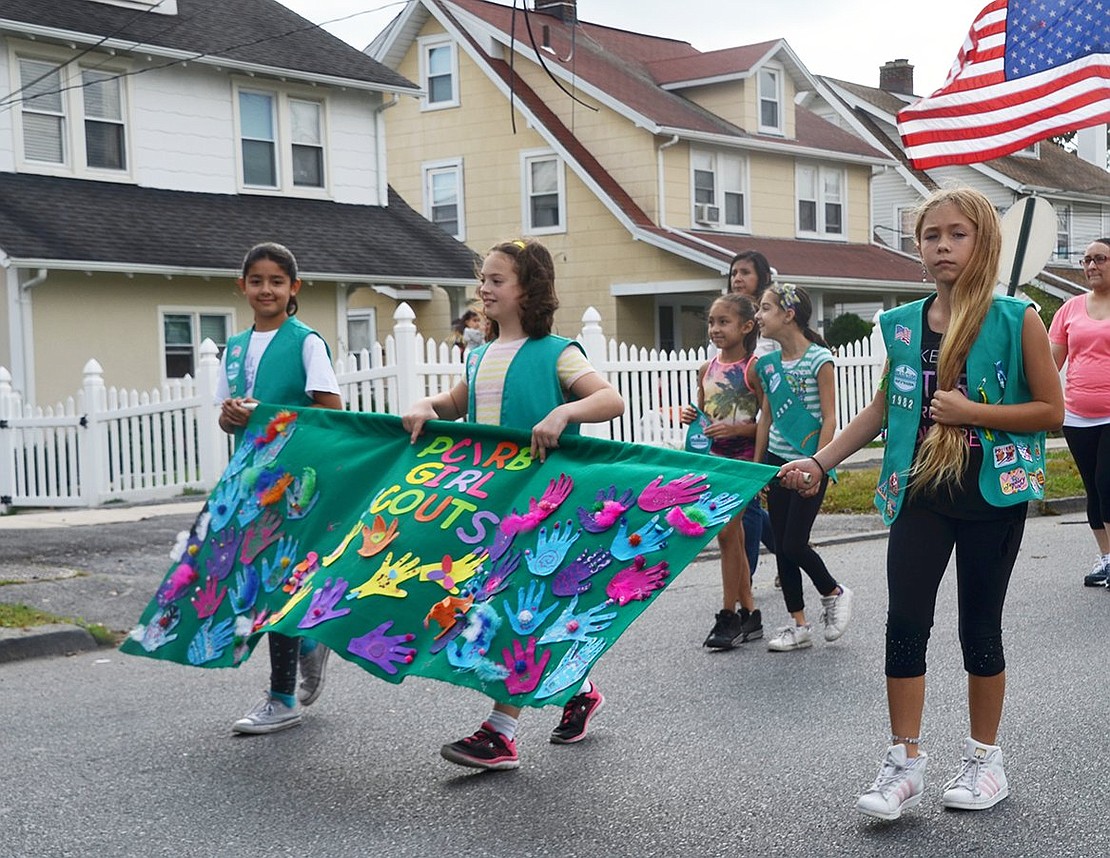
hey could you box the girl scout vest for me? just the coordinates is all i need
[755,347,837,480]
[465,335,584,434]
[875,295,1045,525]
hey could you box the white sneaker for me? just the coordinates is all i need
[941,737,1009,810]
[232,693,303,735]
[766,623,813,652]
[856,744,928,820]
[820,585,854,641]
[297,644,331,707]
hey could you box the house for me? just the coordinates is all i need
[0,0,478,405]
[368,0,928,351]
[815,59,1110,302]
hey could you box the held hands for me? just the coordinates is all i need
[778,458,823,497]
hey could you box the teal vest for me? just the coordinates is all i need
[465,335,584,434]
[755,347,837,480]
[874,295,1045,524]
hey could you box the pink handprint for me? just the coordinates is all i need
[501,637,552,695]
[347,621,417,675]
[605,556,670,606]
[636,473,711,512]
[501,474,575,536]
[240,510,283,564]
[191,574,227,619]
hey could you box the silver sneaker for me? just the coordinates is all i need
[766,623,813,652]
[297,644,331,707]
[941,737,1009,810]
[820,585,854,641]
[232,693,303,735]
[856,744,928,820]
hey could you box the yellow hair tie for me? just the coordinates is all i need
[511,239,526,249]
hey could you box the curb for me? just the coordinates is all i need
[0,623,100,664]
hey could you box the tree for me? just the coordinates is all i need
[825,312,872,349]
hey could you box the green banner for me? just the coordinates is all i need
[122,405,776,708]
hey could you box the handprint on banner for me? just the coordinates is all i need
[446,604,502,671]
[225,432,257,478]
[537,595,617,644]
[186,615,236,665]
[500,474,574,536]
[357,515,399,557]
[259,534,300,593]
[501,637,552,695]
[229,564,260,615]
[156,561,198,607]
[576,485,635,534]
[637,473,711,512]
[420,550,488,593]
[266,581,313,625]
[322,518,365,567]
[284,467,318,520]
[424,594,474,638]
[605,556,670,606]
[130,605,180,653]
[535,637,606,699]
[190,575,227,619]
[666,490,746,536]
[610,515,673,560]
[207,526,244,582]
[240,510,282,564]
[524,520,581,576]
[253,410,298,467]
[552,547,614,597]
[236,490,264,528]
[208,476,242,533]
[347,621,416,674]
[347,551,422,600]
[488,527,515,562]
[504,580,558,635]
[298,578,352,628]
[465,550,520,602]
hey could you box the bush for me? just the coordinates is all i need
[825,312,873,349]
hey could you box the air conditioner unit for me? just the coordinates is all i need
[694,203,720,225]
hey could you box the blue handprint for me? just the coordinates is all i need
[610,515,673,561]
[225,432,257,478]
[504,579,558,635]
[261,535,299,593]
[689,491,746,527]
[186,615,236,665]
[524,520,581,576]
[229,564,261,614]
[446,603,501,670]
[535,637,606,699]
[208,475,242,533]
[537,595,618,644]
[131,605,180,653]
[236,490,264,528]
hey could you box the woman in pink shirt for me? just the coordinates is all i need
[1049,238,1110,586]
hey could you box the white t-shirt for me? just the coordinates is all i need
[215,330,340,401]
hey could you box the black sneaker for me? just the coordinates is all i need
[703,609,744,649]
[1084,556,1109,587]
[440,722,519,770]
[550,685,605,744]
[738,607,763,642]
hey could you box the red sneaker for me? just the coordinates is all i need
[550,684,605,744]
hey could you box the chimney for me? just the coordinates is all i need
[879,59,914,95]
[533,0,577,23]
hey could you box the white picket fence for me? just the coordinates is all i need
[0,305,886,511]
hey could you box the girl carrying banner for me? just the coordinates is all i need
[779,188,1063,819]
[402,238,624,770]
[752,284,853,652]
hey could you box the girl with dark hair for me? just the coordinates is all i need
[217,241,343,735]
[752,283,852,653]
[781,188,1062,819]
[403,238,624,771]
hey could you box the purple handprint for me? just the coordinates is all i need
[552,548,614,597]
[205,526,243,582]
[191,575,227,619]
[605,556,670,606]
[347,621,416,675]
[468,550,521,602]
[240,510,283,563]
[298,578,352,628]
[637,473,711,512]
[576,485,635,534]
[501,637,552,695]
[488,526,515,561]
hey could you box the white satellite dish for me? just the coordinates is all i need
[998,196,1056,294]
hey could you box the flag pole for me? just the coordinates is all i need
[1006,197,1036,297]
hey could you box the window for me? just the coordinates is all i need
[420,38,459,110]
[346,309,378,355]
[691,149,748,229]
[236,87,326,192]
[797,164,844,237]
[758,66,783,134]
[162,311,231,379]
[1056,205,1071,260]
[522,151,566,234]
[423,159,465,239]
[17,55,129,173]
[896,206,917,253]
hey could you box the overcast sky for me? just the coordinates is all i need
[279,0,982,96]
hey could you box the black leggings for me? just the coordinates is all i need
[885,502,1026,678]
[269,633,300,696]
[764,453,839,614]
[1063,423,1110,531]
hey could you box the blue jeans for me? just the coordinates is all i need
[742,497,774,576]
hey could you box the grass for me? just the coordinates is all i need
[0,602,116,644]
[822,449,1083,514]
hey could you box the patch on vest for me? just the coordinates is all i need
[891,364,918,393]
[992,443,1017,469]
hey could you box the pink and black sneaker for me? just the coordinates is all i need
[550,684,606,744]
[440,722,519,770]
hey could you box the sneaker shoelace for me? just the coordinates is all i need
[946,755,986,796]
[560,694,589,725]
[867,754,909,795]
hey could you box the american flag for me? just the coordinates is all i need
[897,0,1110,168]
[894,324,912,345]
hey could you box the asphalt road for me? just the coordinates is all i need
[0,509,1106,857]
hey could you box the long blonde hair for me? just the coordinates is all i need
[911,188,1001,495]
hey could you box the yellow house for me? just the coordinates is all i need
[370,0,929,349]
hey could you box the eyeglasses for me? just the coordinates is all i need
[1081,254,1109,267]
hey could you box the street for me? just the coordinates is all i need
[0,510,1106,858]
